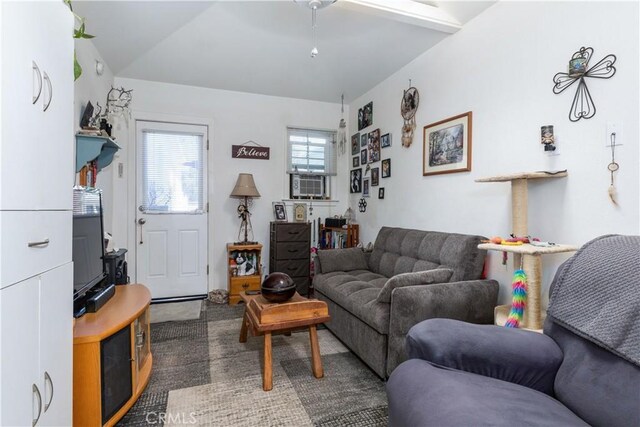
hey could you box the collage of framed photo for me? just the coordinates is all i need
[350,100,393,200]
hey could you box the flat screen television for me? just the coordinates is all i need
[73,205,106,300]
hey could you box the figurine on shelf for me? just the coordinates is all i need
[234,252,256,276]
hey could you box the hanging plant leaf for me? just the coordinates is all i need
[74,50,82,81]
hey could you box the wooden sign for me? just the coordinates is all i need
[232,144,270,160]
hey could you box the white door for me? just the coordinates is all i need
[135,121,208,299]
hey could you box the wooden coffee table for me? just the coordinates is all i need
[239,291,330,391]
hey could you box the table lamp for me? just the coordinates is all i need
[230,173,260,244]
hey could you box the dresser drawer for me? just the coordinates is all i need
[0,210,72,289]
[274,223,310,242]
[275,241,309,260]
[271,259,309,278]
[229,275,261,295]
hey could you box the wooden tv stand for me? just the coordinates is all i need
[73,284,152,426]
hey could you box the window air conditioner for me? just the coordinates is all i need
[292,174,324,198]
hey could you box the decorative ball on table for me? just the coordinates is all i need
[261,272,296,303]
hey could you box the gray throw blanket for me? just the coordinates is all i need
[547,234,640,367]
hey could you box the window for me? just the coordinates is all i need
[141,130,204,213]
[286,127,336,199]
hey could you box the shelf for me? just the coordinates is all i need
[75,134,121,173]
[475,170,568,182]
[494,304,543,333]
[478,243,578,255]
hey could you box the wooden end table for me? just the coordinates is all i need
[239,291,330,391]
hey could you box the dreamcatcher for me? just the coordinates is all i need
[400,82,419,147]
[552,47,616,122]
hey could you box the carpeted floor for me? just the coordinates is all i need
[118,300,388,426]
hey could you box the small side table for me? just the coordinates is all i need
[227,243,262,305]
[239,292,330,391]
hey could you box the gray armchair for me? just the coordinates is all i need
[387,235,640,426]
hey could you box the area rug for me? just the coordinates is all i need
[149,300,204,323]
[118,301,388,426]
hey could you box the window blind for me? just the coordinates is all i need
[141,130,204,213]
[286,127,337,176]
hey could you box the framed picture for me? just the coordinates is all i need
[378,187,385,199]
[358,101,373,130]
[423,112,472,176]
[360,149,367,165]
[381,158,391,178]
[371,167,379,186]
[351,133,360,155]
[293,203,307,222]
[362,177,370,197]
[273,202,287,221]
[381,133,391,148]
[361,133,367,147]
[352,156,360,168]
[368,128,381,163]
[350,168,362,193]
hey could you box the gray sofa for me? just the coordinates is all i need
[313,227,499,377]
[387,234,640,426]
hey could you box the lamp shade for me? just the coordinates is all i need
[230,173,260,198]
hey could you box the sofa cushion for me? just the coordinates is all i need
[377,268,453,303]
[387,359,588,427]
[316,248,368,273]
[368,227,486,282]
[313,271,390,334]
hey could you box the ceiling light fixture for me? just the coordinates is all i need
[295,0,336,58]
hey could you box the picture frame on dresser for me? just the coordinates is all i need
[273,202,287,221]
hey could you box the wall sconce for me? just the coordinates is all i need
[95,60,104,76]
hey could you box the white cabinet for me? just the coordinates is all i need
[39,264,73,427]
[0,2,74,426]
[0,264,73,427]
[0,1,74,210]
[0,276,41,426]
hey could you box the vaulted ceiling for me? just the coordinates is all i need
[74,1,495,103]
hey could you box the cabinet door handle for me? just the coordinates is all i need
[32,384,42,426]
[44,371,54,412]
[288,231,300,235]
[287,249,297,253]
[242,283,249,289]
[32,61,42,104]
[28,239,50,248]
[42,71,52,112]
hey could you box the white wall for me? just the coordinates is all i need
[347,1,639,306]
[110,77,347,293]
[73,39,115,230]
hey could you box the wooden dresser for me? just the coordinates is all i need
[269,222,311,296]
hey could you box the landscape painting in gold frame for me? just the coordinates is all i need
[423,112,472,176]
